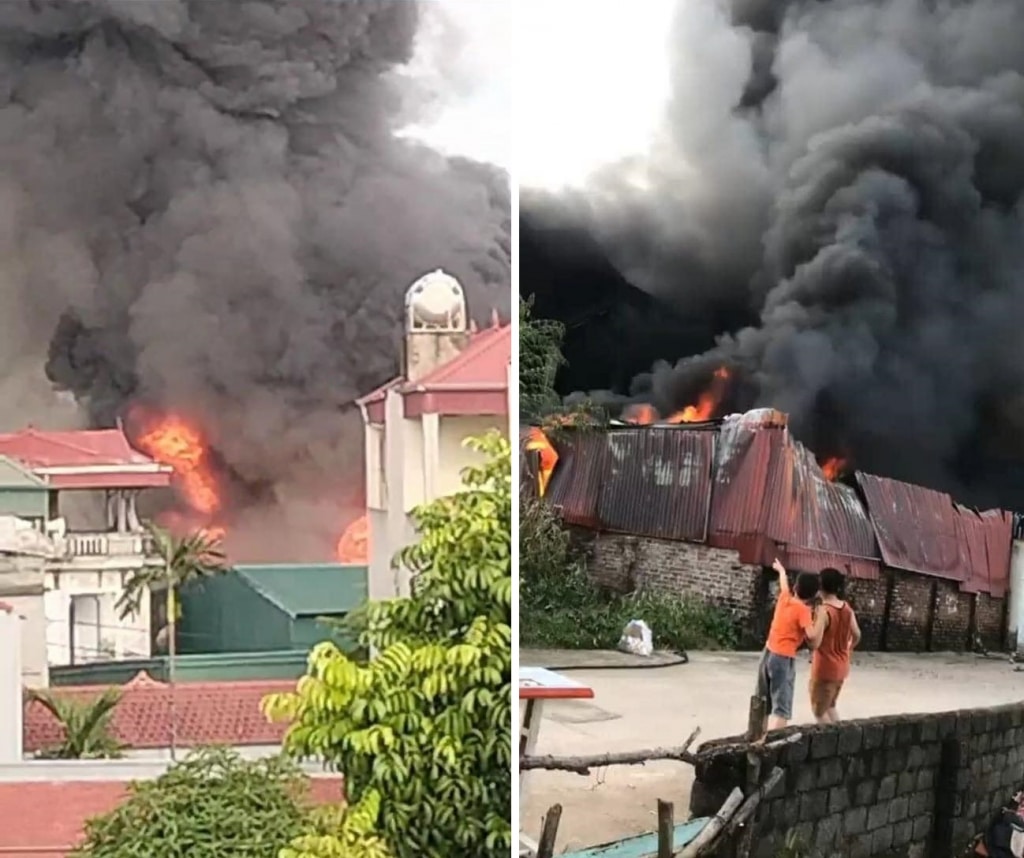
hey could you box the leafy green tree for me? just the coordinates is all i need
[73,747,387,858]
[519,297,565,420]
[116,523,226,621]
[27,687,124,759]
[265,432,512,858]
[73,748,312,858]
[281,792,390,858]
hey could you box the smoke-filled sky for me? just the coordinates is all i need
[521,0,1024,508]
[0,0,510,559]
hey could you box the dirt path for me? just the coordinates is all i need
[520,650,1023,853]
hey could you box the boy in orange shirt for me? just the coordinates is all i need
[757,558,827,732]
[808,567,862,724]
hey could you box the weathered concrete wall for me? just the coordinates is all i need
[691,704,1024,858]
[579,532,1007,652]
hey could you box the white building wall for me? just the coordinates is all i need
[1011,539,1024,653]
[0,605,23,763]
[44,570,151,666]
[436,415,506,498]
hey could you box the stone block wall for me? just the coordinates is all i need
[578,532,1007,652]
[691,703,1024,858]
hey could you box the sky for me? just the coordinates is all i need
[513,0,676,189]
[401,0,676,185]
[399,0,514,170]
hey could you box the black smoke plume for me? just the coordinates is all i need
[522,0,1024,508]
[0,0,509,559]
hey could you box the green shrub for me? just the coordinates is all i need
[519,498,738,652]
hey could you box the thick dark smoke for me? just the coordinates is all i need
[0,0,509,559]
[522,0,1024,508]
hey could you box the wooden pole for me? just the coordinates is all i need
[679,788,744,858]
[536,804,562,858]
[657,800,674,858]
[739,696,767,858]
[725,766,785,837]
[166,557,177,763]
[745,695,767,743]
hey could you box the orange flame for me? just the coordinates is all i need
[135,414,220,517]
[336,514,368,563]
[524,428,559,497]
[623,403,659,425]
[664,367,732,424]
[820,457,848,481]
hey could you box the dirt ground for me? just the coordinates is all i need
[520,650,1024,853]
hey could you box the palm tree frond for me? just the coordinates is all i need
[75,689,123,747]
[27,688,70,722]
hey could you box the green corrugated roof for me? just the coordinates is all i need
[0,456,48,491]
[233,563,368,618]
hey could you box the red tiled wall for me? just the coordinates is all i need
[0,776,345,856]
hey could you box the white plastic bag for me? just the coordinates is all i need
[618,619,653,657]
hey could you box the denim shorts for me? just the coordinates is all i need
[756,649,796,719]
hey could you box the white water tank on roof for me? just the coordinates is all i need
[405,269,467,332]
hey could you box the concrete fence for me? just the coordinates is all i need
[691,702,1024,858]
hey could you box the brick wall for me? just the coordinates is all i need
[579,533,1007,652]
[691,703,1024,858]
[845,576,887,651]
[975,593,1005,652]
[579,532,765,647]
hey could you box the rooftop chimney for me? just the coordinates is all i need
[403,269,470,382]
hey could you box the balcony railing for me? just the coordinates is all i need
[64,532,155,559]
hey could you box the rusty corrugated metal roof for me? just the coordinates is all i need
[536,410,1011,595]
[709,412,880,578]
[596,428,715,542]
[955,506,1011,597]
[545,432,606,528]
[985,512,1012,597]
[856,473,974,582]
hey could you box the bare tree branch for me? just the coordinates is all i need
[521,727,701,775]
[521,730,804,776]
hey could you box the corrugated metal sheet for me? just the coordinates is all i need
[536,411,1009,595]
[545,432,606,528]
[708,415,774,550]
[596,428,715,542]
[710,413,880,578]
[856,473,967,581]
[955,506,1012,597]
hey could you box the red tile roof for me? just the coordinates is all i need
[412,323,510,389]
[24,672,296,752]
[0,776,344,856]
[0,427,155,467]
[359,323,510,421]
[0,427,172,489]
[359,323,511,407]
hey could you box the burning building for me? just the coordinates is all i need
[521,0,1024,511]
[525,409,1012,653]
[0,1,509,562]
